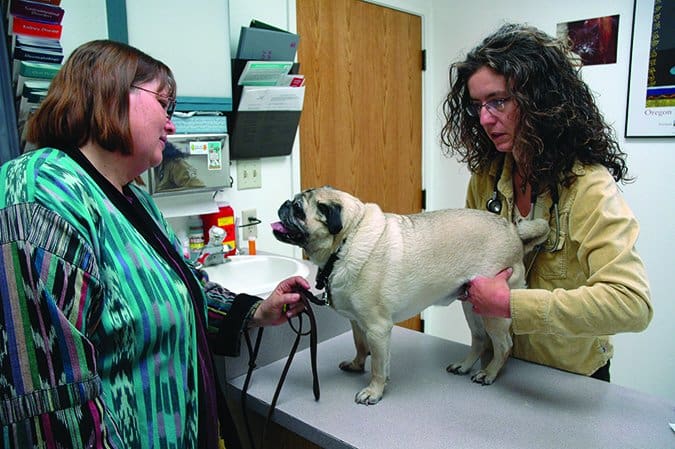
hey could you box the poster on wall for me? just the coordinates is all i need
[625,0,675,137]
[556,15,619,66]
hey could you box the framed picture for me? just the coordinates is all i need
[557,15,619,66]
[625,0,675,137]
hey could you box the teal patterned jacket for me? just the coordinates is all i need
[0,148,257,449]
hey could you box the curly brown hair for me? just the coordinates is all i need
[440,23,630,190]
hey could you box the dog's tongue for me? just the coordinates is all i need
[270,221,288,234]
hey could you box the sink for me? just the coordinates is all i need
[202,255,311,296]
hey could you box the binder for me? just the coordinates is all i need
[14,60,60,97]
[10,0,65,24]
[236,26,299,61]
[11,15,63,40]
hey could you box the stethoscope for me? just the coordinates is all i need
[486,157,561,254]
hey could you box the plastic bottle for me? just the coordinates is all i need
[187,215,205,260]
[175,230,191,259]
[248,236,257,255]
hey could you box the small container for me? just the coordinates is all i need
[187,215,205,260]
[248,236,257,256]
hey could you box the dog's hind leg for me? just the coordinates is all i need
[447,301,489,375]
[472,317,512,385]
[353,321,393,405]
[339,320,369,373]
[469,263,522,384]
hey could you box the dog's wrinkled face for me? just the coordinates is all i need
[272,187,345,253]
[271,192,311,246]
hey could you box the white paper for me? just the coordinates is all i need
[238,86,305,111]
[238,61,294,86]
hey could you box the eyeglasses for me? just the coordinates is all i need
[466,97,512,117]
[131,85,176,118]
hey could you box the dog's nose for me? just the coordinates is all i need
[278,200,292,216]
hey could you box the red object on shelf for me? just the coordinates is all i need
[12,16,63,39]
[201,205,236,255]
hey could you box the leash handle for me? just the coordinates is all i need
[241,290,321,449]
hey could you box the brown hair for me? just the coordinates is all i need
[26,39,176,155]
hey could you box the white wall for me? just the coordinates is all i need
[126,1,232,98]
[59,0,108,57]
[61,0,673,401]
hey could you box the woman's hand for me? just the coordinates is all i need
[250,276,311,327]
[466,267,513,318]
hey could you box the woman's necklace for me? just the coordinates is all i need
[513,167,527,194]
[513,168,532,217]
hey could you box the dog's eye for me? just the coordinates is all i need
[292,201,306,220]
[317,203,329,217]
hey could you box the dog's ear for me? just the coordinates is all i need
[317,202,343,235]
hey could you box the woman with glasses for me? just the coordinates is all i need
[441,24,652,382]
[0,40,309,449]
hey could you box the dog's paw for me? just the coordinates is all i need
[446,362,471,375]
[471,370,496,385]
[354,386,383,405]
[339,360,365,372]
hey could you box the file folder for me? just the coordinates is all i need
[236,26,299,61]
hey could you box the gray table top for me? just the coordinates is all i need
[227,326,675,449]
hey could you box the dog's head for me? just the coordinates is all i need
[272,186,363,263]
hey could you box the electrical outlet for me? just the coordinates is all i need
[236,159,262,190]
[241,208,258,240]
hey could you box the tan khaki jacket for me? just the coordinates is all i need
[466,155,652,375]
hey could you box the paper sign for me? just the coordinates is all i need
[189,140,221,157]
[238,86,305,111]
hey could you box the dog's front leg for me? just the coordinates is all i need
[353,322,392,405]
[339,320,369,372]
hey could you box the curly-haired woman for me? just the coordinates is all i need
[441,23,652,381]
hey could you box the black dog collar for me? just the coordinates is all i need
[314,240,346,304]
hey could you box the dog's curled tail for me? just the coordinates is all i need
[517,218,550,254]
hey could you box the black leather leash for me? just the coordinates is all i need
[240,288,323,449]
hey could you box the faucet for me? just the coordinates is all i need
[195,226,233,268]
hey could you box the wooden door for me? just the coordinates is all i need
[297,0,424,332]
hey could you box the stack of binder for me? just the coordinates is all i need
[228,20,305,159]
[5,0,65,147]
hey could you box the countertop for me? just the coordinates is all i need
[226,326,675,449]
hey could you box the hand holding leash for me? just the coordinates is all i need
[251,276,310,327]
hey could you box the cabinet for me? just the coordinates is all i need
[147,133,231,197]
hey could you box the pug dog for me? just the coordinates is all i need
[272,186,549,405]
